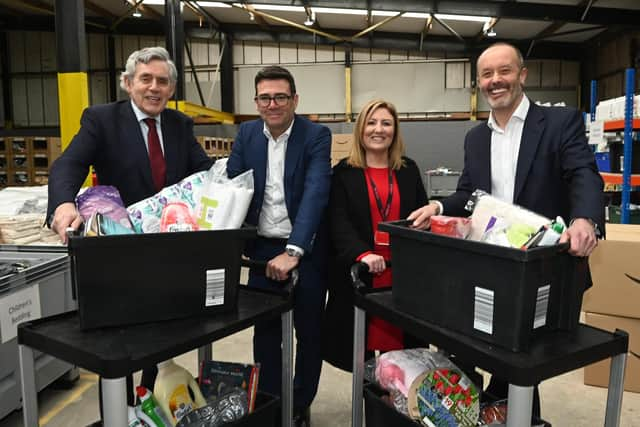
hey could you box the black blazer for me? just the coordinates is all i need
[323,157,428,371]
[442,102,604,230]
[47,100,213,219]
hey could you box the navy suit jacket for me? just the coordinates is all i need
[47,100,213,219]
[442,101,605,230]
[226,115,331,257]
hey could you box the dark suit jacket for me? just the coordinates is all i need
[47,100,213,219]
[442,101,605,229]
[226,115,332,258]
[323,157,428,371]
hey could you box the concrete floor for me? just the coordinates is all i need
[1,326,639,427]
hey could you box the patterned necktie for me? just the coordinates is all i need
[143,118,166,192]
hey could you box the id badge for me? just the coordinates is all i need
[374,230,390,246]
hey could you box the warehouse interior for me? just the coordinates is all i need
[0,0,640,426]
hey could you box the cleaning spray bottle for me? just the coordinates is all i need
[154,359,207,425]
[136,385,172,427]
[128,406,144,427]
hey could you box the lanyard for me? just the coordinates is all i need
[366,168,394,221]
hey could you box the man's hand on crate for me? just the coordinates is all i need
[266,251,300,282]
[51,202,83,244]
[559,218,598,257]
[407,203,440,229]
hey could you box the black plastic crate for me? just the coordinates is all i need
[379,221,587,352]
[364,383,551,427]
[228,391,279,426]
[69,228,255,329]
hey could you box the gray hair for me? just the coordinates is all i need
[119,46,178,90]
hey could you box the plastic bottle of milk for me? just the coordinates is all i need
[154,359,207,425]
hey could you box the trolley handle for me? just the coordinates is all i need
[240,258,299,295]
[349,260,392,292]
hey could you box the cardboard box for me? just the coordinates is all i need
[583,224,640,319]
[331,133,353,166]
[583,312,640,393]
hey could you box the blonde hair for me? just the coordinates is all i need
[347,99,405,170]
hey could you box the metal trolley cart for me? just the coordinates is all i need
[349,263,629,427]
[17,255,297,427]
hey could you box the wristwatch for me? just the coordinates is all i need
[285,247,303,258]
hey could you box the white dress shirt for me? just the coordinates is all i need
[258,120,295,241]
[488,95,530,203]
[130,100,165,155]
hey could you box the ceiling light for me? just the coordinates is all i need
[312,7,368,16]
[132,8,142,18]
[250,4,305,12]
[486,28,497,37]
[404,12,430,19]
[198,1,232,7]
[248,11,255,21]
[371,10,398,17]
[435,13,490,23]
[304,10,315,26]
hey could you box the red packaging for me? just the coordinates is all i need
[430,215,471,238]
[160,202,199,232]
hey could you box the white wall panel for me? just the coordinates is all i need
[408,50,426,60]
[190,40,210,66]
[353,48,370,62]
[41,32,56,72]
[26,77,44,125]
[43,76,59,126]
[334,46,345,62]
[298,46,316,63]
[561,61,580,87]
[541,60,561,87]
[234,64,344,114]
[262,42,279,64]
[24,33,41,72]
[316,45,334,62]
[88,34,107,69]
[11,78,28,126]
[243,42,262,65]
[371,49,388,61]
[280,43,298,63]
[353,62,469,113]
[524,61,541,88]
[232,42,245,65]
[445,62,465,89]
[390,50,407,61]
[9,32,25,73]
[90,72,109,106]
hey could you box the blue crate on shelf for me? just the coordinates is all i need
[595,152,611,172]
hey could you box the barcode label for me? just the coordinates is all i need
[474,287,494,335]
[205,206,216,223]
[533,284,550,329]
[205,269,225,307]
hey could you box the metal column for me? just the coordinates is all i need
[220,33,234,114]
[621,68,635,224]
[351,306,366,427]
[165,0,185,100]
[101,377,128,427]
[505,384,534,427]
[18,345,38,427]
[604,352,627,427]
[282,308,294,427]
[590,79,597,122]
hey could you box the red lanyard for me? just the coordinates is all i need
[366,168,394,221]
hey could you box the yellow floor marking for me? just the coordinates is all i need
[39,373,99,425]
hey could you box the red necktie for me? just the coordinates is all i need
[144,118,166,192]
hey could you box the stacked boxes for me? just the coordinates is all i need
[583,224,640,392]
[331,133,353,166]
[0,136,61,187]
[197,136,234,159]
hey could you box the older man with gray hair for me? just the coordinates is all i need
[48,46,212,241]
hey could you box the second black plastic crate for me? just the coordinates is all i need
[69,228,256,329]
[379,221,587,352]
[227,391,279,427]
[364,383,551,427]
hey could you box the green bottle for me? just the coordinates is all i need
[135,386,171,427]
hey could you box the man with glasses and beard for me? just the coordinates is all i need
[227,65,331,427]
[408,42,604,417]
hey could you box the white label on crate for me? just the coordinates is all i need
[205,269,225,307]
[473,287,494,335]
[0,284,41,344]
[588,120,605,145]
[533,285,551,329]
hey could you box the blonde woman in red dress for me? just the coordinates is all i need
[323,99,428,371]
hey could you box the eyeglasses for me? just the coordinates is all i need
[254,94,292,107]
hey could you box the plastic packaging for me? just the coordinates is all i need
[76,185,133,230]
[154,359,207,425]
[175,388,249,427]
[160,202,199,232]
[430,215,471,238]
[128,406,145,427]
[136,385,172,427]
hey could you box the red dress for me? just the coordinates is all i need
[357,167,403,351]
